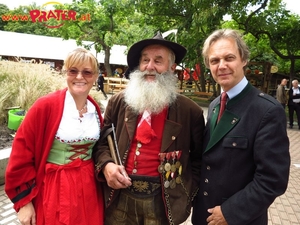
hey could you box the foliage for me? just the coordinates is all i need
[133,0,300,87]
[2,3,60,36]
[55,0,157,76]
[0,4,9,30]
[0,61,65,125]
[230,0,300,80]
[1,0,300,85]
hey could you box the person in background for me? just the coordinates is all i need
[192,29,290,225]
[114,69,120,77]
[288,79,300,129]
[276,78,288,109]
[93,31,205,225]
[5,48,105,225]
[97,72,108,100]
[124,68,131,79]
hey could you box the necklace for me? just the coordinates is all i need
[78,103,87,122]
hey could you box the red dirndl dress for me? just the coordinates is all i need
[36,139,104,225]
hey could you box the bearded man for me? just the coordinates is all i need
[93,32,205,225]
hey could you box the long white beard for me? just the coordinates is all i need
[124,70,178,114]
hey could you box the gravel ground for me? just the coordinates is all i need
[0,125,14,149]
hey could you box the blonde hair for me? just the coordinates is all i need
[202,29,250,68]
[63,48,99,74]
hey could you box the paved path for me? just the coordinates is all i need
[0,101,299,224]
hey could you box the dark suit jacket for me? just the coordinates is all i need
[288,86,300,106]
[192,83,290,225]
[97,75,105,88]
[93,92,205,225]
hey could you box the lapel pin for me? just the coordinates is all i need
[231,118,238,124]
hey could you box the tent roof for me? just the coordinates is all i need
[0,31,128,66]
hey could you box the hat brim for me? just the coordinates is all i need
[127,39,187,70]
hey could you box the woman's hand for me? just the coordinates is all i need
[18,202,36,225]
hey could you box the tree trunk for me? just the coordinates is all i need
[104,46,113,76]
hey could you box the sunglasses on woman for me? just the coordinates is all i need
[66,69,95,78]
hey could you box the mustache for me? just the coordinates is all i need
[133,70,170,78]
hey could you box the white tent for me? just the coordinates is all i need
[0,30,128,66]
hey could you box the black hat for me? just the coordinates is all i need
[127,31,187,70]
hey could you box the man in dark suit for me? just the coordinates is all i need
[192,29,290,225]
[97,72,108,100]
[287,79,300,129]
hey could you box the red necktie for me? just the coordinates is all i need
[217,92,227,123]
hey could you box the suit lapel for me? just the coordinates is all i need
[210,104,219,128]
[161,120,182,152]
[204,108,240,153]
[204,83,253,153]
[160,103,182,152]
[124,106,138,141]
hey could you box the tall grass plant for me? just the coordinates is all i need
[0,61,65,125]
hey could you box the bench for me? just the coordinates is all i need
[108,84,127,94]
[194,92,213,101]
[105,77,128,94]
[178,87,196,95]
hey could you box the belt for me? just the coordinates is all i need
[126,175,161,198]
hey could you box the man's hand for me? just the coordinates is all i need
[206,206,228,225]
[18,202,36,225]
[103,162,132,189]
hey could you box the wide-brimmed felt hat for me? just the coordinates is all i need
[127,31,187,70]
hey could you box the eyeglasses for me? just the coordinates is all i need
[67,69,95,78]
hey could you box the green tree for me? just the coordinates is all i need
[3,0,300,85]
[133,0,249,93]
[231,0,300,82]
[0,4,9,30]
[133,0,300,91]
[2,3,60,36]
[57,0,156,76]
